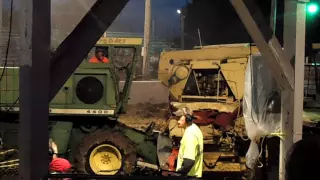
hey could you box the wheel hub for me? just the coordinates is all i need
[101,154,112,164]
[89,144,122,175]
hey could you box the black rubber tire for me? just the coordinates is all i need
[74,129,137,175]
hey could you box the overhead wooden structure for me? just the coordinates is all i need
[229,0,306,179]
[18,0,129,179]
[17,0,307,179]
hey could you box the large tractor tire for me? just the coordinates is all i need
[74,130,137,175]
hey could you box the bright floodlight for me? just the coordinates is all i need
[177,9,181,14]
[308,4,318,14]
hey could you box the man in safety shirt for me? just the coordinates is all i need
[173,107,204,179]
[89,48,110,63]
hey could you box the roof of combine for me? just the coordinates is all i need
[193,43,255,49]
[96,37,143,46]
[161,43,260,61]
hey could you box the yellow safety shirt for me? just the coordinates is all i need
[176,123,204,178]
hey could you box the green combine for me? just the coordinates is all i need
[0,37,160,176]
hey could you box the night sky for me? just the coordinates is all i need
[2,0,188,39]
[115,0,188,37]
[3,0,318,46]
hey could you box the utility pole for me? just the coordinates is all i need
[152,19,155,38]
[142,0,151,78]
[0,0,2,62]
[180,10,185,49]
[270,0,277,33]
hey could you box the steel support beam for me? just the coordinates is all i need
[49,0,129,101]
[230,0,294,91]
[18,0,51,179]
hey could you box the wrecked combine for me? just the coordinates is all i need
[157,43,320,178]
[158,44,261,176]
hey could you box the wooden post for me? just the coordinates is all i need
[292,0,305,144]
[18,0,51,179]
[280,0,306,179]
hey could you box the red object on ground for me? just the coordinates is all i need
[50,158,72,173]
[168,147,179,171]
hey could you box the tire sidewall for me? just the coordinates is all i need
[74,130,137,175]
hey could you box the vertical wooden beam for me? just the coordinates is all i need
[284,0,297,60]
[142,0,151,77]
[293,0,306,145]
[279,90,293,179]
[18,0,51,179]
[280,1,306,179]
[280,1,296,178]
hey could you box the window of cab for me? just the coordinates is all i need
[87,46,110,64]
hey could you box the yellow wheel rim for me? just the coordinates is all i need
[89,144,122,175]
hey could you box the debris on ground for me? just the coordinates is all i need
[119,102,170,132]
[0,149,19,176]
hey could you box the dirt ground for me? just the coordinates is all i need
[118,102,170,132]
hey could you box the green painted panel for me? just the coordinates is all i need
[117,127,158,164]
[0,43,140,117]
[50,121,73,154]
[0,68,19,106]
[0,76,19,91]
[0,67,19,76]
[51,77,73,104]
[0,91,19,105]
